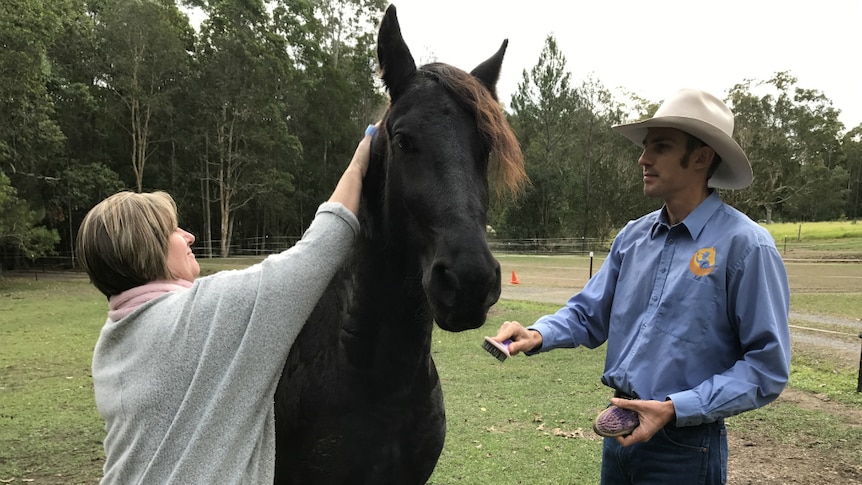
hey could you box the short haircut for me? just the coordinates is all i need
[685,134,723,180]
[77,191,178,298]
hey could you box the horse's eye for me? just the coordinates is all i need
[392,133,413,152]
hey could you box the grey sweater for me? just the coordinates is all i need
[92,202,358,484]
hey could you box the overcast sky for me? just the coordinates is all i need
[389,0,862,130]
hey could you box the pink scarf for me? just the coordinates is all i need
[108,279,193,321]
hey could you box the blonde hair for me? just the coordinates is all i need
[77,191,178,298]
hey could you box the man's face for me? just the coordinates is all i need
[637,127,704,200]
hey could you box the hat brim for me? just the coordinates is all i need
[612,116,753,190]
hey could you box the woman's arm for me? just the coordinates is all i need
[328,124,378,216]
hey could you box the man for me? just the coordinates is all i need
[492,89,790,484]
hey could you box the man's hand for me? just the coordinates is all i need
[612,398,676,447]
[492,321,543,355]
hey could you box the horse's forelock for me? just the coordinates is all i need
[419,64,526,196]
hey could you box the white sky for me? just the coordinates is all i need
[389,0,862,129]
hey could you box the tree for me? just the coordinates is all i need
[571,76,652,245]
[502,35,581,239]
[729,72,847,222]
[0,171,60,269]
[842,127,862,222]
[194,0,300,256]
[728,74,802,222]
[0,0,67,202]
[272,0,386,232]
[97,0,193,192]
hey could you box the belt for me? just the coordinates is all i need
[613,389,639,400]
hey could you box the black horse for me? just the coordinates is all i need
[273,5,526,484]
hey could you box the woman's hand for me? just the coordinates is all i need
[350,122,380,178]
[328,122,381,216]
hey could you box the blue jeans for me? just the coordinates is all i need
[600,419,727,484]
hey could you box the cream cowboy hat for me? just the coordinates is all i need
[612,88,753,190]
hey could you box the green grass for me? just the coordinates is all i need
[789,346,862,406]
[791,293,862,319]
[429,300,606,484]
[1,251,861,483]
[762,221,862,259]
[0,280,105,484]
[763,221,862,241]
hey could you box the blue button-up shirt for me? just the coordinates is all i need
[528,192,791,426]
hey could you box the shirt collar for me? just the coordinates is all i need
[650,191,722,240]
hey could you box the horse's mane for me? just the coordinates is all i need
[419,63,527,196]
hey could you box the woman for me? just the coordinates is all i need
[77,125,377,484]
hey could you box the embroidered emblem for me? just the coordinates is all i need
[689,247,716,277]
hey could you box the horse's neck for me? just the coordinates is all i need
[338,224,435,375]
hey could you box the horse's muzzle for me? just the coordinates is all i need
[426,255,501,332]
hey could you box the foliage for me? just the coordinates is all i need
[498,35,659,241]
[96,0,194,193]
[0,171,61,266]
[1,2,860,267]
[727,72,849,223]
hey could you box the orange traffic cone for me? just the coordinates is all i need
[510,270,520,285]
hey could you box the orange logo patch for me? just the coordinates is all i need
[689,247,716,277]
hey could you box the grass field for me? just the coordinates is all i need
[1,245,861,483]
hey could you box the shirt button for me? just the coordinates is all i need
[651,296,658,302]
[660,268,666,273]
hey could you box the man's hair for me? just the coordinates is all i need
[76,191,178,298]
[683,134,723,181]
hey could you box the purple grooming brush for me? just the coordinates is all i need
[482,337,512,362]
[593,406,640,437]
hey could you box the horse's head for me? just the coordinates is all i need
[365,5,525,332]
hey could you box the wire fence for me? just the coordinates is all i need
[10,234,862,273]
[488,237,608,255]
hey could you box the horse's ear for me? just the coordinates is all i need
[377,5,416,101]
[470,40,508,100]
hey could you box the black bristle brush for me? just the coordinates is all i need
[482,337,512,362]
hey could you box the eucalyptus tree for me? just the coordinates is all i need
[728,72,847,222]
[40,0,129,257]
[271,0,386,232]
[96,0,194,193]
[727,74,801,223]
[191,0,300,256]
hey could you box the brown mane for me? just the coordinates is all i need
[421,63,527,196]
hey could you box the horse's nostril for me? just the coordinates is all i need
[430,263,458,308]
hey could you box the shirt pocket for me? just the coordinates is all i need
[652,274,721,345]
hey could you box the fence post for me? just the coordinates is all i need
[857,332,862,393]
[589,252,594,278]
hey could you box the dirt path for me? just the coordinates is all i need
[727,387,862,484]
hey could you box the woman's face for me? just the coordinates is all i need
[166,228,200,282]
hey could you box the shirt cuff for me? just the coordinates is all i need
[523,327,545,356]
[666,390,704,427]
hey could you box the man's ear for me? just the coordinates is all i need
[696,146,716,167]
